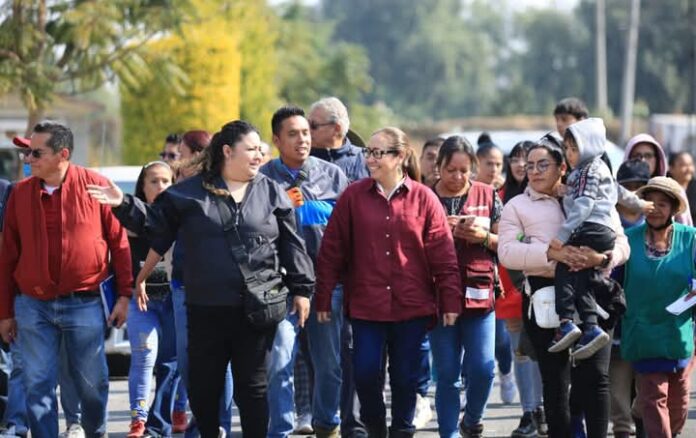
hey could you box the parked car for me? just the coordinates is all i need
[89,166,141,376]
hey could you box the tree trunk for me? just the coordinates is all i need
[24,106,44,137]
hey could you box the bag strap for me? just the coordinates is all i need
[214,194,257,284]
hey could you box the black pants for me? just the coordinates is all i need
[187,304,276,438]
[555,222,615,325]
[526,277,611,438]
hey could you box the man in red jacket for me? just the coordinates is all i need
[0,121,132,437]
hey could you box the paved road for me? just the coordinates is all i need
[95,370,696,437]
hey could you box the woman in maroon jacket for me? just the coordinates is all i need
[315,127,461,437]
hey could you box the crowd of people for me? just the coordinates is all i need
[0,95,693,438]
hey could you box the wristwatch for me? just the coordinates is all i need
[599,252,612,269]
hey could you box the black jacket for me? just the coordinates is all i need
[114,173,315,307]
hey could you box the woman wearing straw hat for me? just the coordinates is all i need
[621,176,696,438]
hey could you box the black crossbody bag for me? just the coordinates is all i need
[215,195,288,328]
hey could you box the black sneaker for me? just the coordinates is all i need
[459,422,483,438]
[533,407,548,437]
[511,411,537,437]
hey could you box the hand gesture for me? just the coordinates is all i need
[549,238,564,251]
[108,296,129,328]
[0,318,17,344]
[135,280,149,312]
[86,179,124,207]
[443,313,459,326]
[641,200,655,215]
[290,296,310,328]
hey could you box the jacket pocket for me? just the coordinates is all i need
[463,262,495,310]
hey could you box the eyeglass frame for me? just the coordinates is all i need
[19,148,49,160]
[525,159,556,174]
[309,120,336,130]
[362,148,401,159]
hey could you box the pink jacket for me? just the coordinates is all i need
[498,187,630,278]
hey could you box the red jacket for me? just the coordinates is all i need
[0,164,132,319]
[315,177,461,322]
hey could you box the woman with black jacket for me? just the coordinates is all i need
[87,120,315,438]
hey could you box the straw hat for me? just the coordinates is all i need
[635,176,686,215]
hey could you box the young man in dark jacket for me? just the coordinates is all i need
[262,105,349,438]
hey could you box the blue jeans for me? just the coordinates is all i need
[430,312,496,437]
[351,317,430,434]
[509,330,543,413]
[127,294,180,436]
[14,294,109,438]
[171,280,233,436]
[267,288,343,437]
[495,319,512,375]
[418,336,431,396]
[3,339,82,435]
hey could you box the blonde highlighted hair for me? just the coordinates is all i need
[371,127,421,181]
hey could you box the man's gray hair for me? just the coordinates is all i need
[310,97,350,138]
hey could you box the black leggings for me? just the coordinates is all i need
[526,277,611,438]
[187,304,276,438]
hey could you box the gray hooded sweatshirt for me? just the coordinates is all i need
[558,118,618,243]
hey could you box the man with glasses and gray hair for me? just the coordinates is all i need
[309,97,368,182]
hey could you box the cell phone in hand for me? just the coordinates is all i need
[459,215,476,225]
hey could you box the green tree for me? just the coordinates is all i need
[576,0,696,115]
[500,8,591,115]
[226,1,280,141]
[0,0,186,134]
[120,11,242,164]
[275,2,387,137]
[322,0,503,120]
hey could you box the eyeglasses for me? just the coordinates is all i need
[362,148,400,159]
[309,121,335,130]
[631,152,655,161]
[525,160,553,174]
[19,148,46,160]
[159,152,180,160]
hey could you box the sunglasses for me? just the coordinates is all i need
[159,152,180,160]
[309,121,335,130]
[362,148,400,159]
[20,148,47,160]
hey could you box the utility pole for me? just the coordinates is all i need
[596,0,608,115]
[620,0,641,144]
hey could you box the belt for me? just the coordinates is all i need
[57,290,100,300]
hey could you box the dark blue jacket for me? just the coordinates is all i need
[260,157,348,264]
[310,139,368,182]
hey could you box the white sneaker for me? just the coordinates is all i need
[218,426,226,438]
[413,394,433,429]
[59,424,85,438]
[293,414,314,434]
[500,371,517,404]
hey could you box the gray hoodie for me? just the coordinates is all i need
[558,118,618,243]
